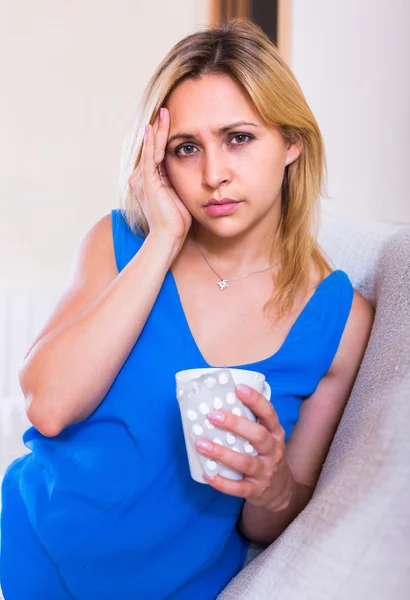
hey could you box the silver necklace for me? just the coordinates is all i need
[193,232,279,290]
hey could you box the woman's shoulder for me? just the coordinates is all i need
[78,212,116,262]
[326,283,374,377]
[69,211,119,283]
[111,208,145,238]
[304,263,337,303]
[307,258,373,326]
[71,210,133,277]
[309,261,353,294]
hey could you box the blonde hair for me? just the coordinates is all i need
[119,18,333,321]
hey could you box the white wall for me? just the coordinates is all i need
[1,0,408,291]
[291,0,410,226]
[0,0,208,289]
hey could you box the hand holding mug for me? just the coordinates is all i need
[196,383,294,512]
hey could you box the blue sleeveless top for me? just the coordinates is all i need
[0,209,354,599]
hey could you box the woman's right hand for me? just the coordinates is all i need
[128,107,192,246]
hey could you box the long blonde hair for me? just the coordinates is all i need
[119,18,332,321]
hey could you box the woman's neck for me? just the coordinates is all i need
[187,222,280,276]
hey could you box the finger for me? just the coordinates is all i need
[141,124,160,191]
[152,110,162,166]
[152,109,160,134]
[128,166,145,207]
[202,470,255,498]
[208,409,274,455]
[195,437,264,478]
[158,160,172,187]
[128,166,142,191]
[235,385,283,439]
[154,107,169,165]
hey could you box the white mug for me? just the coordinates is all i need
[175,367,271,484]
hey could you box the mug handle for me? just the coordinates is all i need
[263,381,271,401]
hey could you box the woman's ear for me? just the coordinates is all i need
[285,139,303,167]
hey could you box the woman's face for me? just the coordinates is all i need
[163,73,302,238]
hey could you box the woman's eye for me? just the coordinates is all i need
[174,133,253,157]
[175,144,197,157]
[230,134,252,145]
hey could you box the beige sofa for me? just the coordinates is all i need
[1,217,409,599]
[218,216,410,599]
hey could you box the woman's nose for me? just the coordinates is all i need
[202,147,232,189]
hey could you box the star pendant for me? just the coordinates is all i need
[217,280,228,289]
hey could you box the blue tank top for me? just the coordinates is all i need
[0,209,354,599]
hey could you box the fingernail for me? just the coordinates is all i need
[237,384,251,396]
[196,439,212,451]
[159,107,164,120]
[208,411,225,422]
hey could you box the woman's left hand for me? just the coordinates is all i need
[195,384,295,511]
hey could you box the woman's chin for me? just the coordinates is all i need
[194,220,249,239]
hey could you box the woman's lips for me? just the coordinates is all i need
[204,202,242,216]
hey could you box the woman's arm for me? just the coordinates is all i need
[20,213,181,437]
[238,290,375,543]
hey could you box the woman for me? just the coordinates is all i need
[0,18,374,600]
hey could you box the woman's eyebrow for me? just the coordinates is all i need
[167,121,259,145]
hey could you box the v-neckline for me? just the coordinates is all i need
[166,269,342,369]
